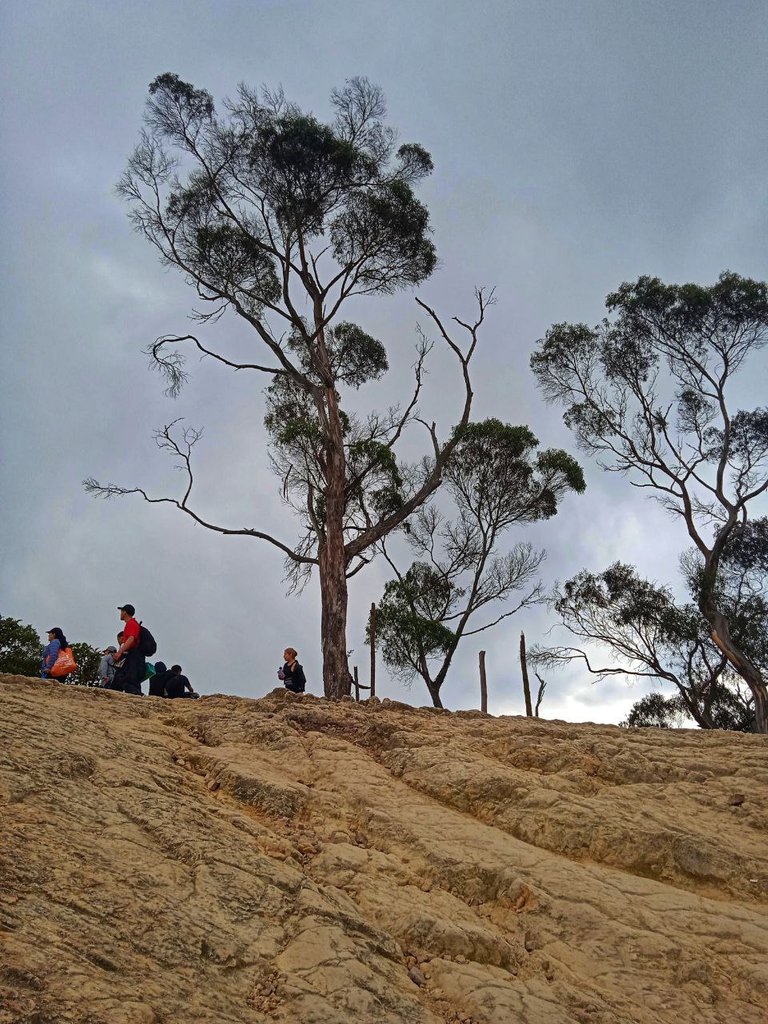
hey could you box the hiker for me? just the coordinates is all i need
[42,627,71,682]
[98,646,118,688]
[164,665,197,699]
[278,648,306,694]
[148,660,170,697]
[112,604,145,696]
[104,632,125,690]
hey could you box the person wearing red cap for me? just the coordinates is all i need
[112,604,145,695]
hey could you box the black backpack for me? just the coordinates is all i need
[138,623,157,657]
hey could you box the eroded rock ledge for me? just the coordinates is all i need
[1,675,766,1023]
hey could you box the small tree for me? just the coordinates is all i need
[531,272,768,731]
[68,643,103,687]
[0,616,40,677]
[85,73,484,698]
[373,419,584,707]
[531,563,755,730]
[622,687,754,730]
[621,693,682,729]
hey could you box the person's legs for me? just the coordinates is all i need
[110,665,126,691]
[122,650,146,695]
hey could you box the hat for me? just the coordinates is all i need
[104,645,117,654]
[118,604,136,616]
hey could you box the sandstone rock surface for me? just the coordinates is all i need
[1,675,767,1023]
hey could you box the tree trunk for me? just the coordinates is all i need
[427,683,444,709]
[319,380,352,700]
[428,642,460,709]
[318,535,351,698]
[705,606,767,732]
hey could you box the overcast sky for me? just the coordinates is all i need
[1,0,766,722]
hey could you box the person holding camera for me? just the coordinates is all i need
[278,648,306,694]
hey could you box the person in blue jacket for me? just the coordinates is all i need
[42,627,69,681]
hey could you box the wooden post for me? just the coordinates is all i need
[479,650,488,714]
[520,631,533,717]
[369,603,377,698]
[353,665,360,702]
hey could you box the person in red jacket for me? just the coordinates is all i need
[112,604,145,696]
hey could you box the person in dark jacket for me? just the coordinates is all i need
[148,661,170,697]
[278,647,306,693]
[164,665,196,699]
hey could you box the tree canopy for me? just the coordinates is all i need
[374,418,584,707]
[0,616,40,677]
[532,562,755,731]
[531,272,768,731]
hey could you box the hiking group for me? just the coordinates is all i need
[42,604,197,698]
[40,607,308,697]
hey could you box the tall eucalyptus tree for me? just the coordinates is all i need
[85,74,484,696]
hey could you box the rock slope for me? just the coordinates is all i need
[1,675,767,1024]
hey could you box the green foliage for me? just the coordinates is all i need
[723,517,768,576]
[264,371,408,536]
[67,642,103,688]
[332,180,436,291]
[191,222,282,313]
[534,448,586,495]
[604,272,768,345]
[127,73,437,326]
[321,323,389,388]
[532,272,768,475]
[621,693,681,729]
[0,616,40,677]
[347,440,402,490]
[148,72,214,117]
[375,419,584,703]
[622,685,754,731]
[539,561,757,730]
[531,271,768,729]
[557,563,700,643]
[371,564,457,683]
[447,419,584,526]
[283,321,389,390]
[683,538,768,677]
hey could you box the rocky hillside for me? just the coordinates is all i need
[1,675,767,1024]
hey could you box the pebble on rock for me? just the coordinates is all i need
[408,966,427,986]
